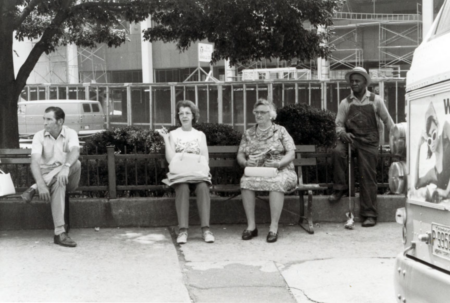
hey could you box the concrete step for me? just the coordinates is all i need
[0,194,405,230]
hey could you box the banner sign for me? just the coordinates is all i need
[198,43,213,63]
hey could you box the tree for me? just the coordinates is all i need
[1,0,341,148]
[143,0,342,66]
[1,0,160,148]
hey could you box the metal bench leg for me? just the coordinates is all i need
[64,190,70,233]
[298,190,314,234]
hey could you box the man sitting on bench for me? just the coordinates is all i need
[21,106,81,248]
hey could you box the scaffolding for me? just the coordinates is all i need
[78,44,108,83]
[329,11,422,79]
[32,45,67,83]
[379,21,422,76]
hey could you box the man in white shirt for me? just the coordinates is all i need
[21,107,81,247]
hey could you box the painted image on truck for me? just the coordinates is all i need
[409,97,450,204]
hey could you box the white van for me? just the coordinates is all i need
[18,100,106,138]
[390,1,450,302]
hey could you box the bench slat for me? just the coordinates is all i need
[209,159,238,167]
[0,149,31,155]
[0,159,31,164]
[293,158,316,166]
[209,146,239,153]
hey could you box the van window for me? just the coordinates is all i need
[434,1,450,37]
[92,104,100,112]
[83,104,91,112]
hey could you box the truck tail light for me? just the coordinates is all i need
[389,161,407,194]
[389,122,407,157]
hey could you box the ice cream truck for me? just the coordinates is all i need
[390,1,450,301]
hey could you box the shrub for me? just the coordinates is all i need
[83,126,164,154]
[192,122,242,146]
[275,103,337,148]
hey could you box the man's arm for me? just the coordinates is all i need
[56,146,80,187]
[30,154,51,201]
[377,97,394,131]
[335,100,348,136]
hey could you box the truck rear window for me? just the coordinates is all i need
[83,104,91,112]
[92,104,100,112]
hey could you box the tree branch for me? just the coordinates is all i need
[14,0,46,30]
[15,7,69,91]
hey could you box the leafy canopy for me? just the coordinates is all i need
[143,0,343,66]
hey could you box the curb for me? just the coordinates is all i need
[0,194,405,230]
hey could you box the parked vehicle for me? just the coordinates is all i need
[390,1,450,302]
[18,100,106,138]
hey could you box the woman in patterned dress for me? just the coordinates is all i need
[237,99,297,243]
[156,100,214,244]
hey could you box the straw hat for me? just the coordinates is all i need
[345,67,371,85]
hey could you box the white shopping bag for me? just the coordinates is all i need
[0,169,16,196]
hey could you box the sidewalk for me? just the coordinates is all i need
[0,223,403,302]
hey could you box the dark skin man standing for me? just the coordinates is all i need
[328,67,394,227]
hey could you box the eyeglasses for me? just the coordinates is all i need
[178,112,192,116]
[253,111,269,116]
[427,130,437,146]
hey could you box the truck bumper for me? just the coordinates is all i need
[394,252,450,303]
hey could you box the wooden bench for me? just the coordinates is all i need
[208,145,327,234]
[0,148,72,229]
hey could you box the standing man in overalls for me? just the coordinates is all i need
[328,67,394,227]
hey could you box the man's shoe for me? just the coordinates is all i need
[242,228,258,240]
[328,190,347,203]
[54,232,77,247]
[362,217,377,227]
[21,187,36,203]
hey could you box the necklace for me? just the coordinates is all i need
[258,124,272,132]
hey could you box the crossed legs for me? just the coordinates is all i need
[47,161,81,235]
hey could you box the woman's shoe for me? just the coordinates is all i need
[266,231,278,243]
[177,231,188,244]
[203,230,215,243]
[242,228,258,240]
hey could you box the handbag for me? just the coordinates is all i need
[0,169,16,197]
[169,152,210,176]
[244,167,277,178]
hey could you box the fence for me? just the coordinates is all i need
[21,78,406,140]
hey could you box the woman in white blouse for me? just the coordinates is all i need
[157,100,214,244]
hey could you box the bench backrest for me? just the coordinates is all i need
[0,149,32,165]
[208,145,319,186]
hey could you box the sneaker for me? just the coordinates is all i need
[177,231,188,244]
[203,230,215,243]
[21,187,36,203]
[54,232,77,247]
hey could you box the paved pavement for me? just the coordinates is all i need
[0,223,403,302]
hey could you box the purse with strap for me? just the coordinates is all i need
[0,169,16,197]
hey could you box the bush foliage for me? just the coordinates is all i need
[275,103,337,148]
[83,123,241,155]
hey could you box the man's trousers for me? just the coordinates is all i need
[332,140,378,218]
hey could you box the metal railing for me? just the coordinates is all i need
[21,78,407,136]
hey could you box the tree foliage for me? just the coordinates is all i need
[144,0,343,66]
[0,0,342,148]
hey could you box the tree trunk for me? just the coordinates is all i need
[0,13,19,148]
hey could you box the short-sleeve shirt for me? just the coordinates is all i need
[31,126,79,168]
